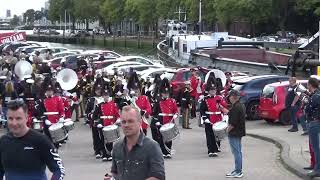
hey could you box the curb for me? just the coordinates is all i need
[247,133,310,180]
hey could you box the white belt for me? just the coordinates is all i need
[158,113,174,117]
[100,116,114,119]
[44,112,59,115]
[181,98,186,100]
[205,111,221,115]
[26,98,35,101]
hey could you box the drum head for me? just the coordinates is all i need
[49,123,64,130]
[64,121,74,126]
[103,125,118,131]
[212,121,228,131]
[64,118,72,122]
[160,123,175,131]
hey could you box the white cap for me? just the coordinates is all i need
[0,76,7,80]
[311,75,320,81]
[26,79,35,84]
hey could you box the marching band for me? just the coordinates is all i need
[0,54,234,162]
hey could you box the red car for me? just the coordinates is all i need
[170,67,209,99]
[258,80,307,124]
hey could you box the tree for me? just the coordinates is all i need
[48,0,63,21]
[271,0,296,37]
[35,10,44,20]
[10,15,20,26]
[23,9,35,24]
[74,0,100,29]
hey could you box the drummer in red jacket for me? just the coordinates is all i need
[42,83,65,148]
[92,86,120,162]
[130,85,152,135]
[151,78,179,159]
[200,83,228,157]
[189,68,199,118]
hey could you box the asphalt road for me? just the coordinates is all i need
[52,120,301,180]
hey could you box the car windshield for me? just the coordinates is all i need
[262,85,275,98]
[233,84,243,91]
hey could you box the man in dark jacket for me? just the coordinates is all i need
[220,89,246,178]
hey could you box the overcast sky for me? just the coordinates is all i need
[0,0,47,18]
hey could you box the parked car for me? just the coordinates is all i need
[115,56,164,67]
[53,51,77,58]
[45,29,60,35]
[139,68,177,83]
[232,75,289,120]
[258,80,307,125]
[170,67,209,99]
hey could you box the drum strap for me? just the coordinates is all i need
[158,113,174,117]
[205,111,221,115]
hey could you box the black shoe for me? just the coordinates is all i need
[288,128,298,132]
[307,170,320,177]
[301,131,308,136]
[183,127,192,129]
[304,166,314,170]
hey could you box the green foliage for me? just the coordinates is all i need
[10,15,20,26]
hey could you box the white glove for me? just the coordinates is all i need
[199,95,204,100]
[32,118,38,123]
[58,118,64,123]
[97,124,103,128]
[173,114,178,120]
[45,120,52,126]
[204,119,211,124]
[155,122,161,126]
[115,119,121,124]
[116,91,122,96]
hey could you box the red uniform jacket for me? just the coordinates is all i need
[100,101,120,126]
[135,95,152,129]
[205,95,228,124]
[26,99,35,127]
[44,96,65,123]
[62,96,72,119]
[159,98,178,124]
[190,75,198,98]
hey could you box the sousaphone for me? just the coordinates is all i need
[205,69,227,87]
[56,68,78,90]
[14,60,33,80]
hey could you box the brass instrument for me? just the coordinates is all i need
[294,83,309,103]
[14,60,33,80]
[56,68,78,91]
[205,69,227,87]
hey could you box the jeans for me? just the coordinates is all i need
[228,136,242,173]
[308,121,320,172]
[299,114,308,132]
[290,106,299,129]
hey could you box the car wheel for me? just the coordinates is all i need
[246,101,260,120]
[279,109,291,125]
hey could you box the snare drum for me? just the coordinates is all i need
[102,125,120,143]
[49,123,67,143]
[159,123,179,142]
[32,119,43,131]
[63,119,74,132]
[212,121,228,140]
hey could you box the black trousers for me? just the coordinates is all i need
[70,104,79,121]
[151,126,172,155]
[191,97,197,118]
[99,128,113,158]
[91,126,102,154]
[204,123,220,153]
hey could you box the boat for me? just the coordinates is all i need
[157,20,319,78]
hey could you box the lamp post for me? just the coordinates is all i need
[199,0,202,34]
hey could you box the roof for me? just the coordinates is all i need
[233,75,279,83]
[267,80,308,87]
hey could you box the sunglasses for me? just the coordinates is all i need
[7,98,25,109]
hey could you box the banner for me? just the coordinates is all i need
[0,32,27,45]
